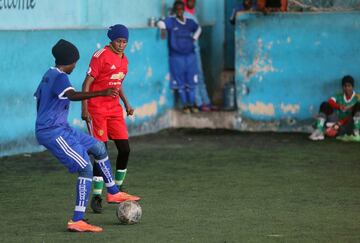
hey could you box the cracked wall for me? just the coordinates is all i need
[234,12,360,131]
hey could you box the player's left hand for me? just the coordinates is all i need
[126,106,134,116]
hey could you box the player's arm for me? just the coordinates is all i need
[65,87,118,101]
[328,98,350,111]
[119,86,134,116]
[157,20,167,39]
[192,23,202,41]
[81,75,96,122]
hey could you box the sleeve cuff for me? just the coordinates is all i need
[58,87,75,99]
[157,21,166,29]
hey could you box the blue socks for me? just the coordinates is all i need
[95,156,119,195]
[72,177,92,222]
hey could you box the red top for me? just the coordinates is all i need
[87,46,128,115]
[183,0,196,15]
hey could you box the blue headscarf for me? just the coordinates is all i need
[107,24,129,41]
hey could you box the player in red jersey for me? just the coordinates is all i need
[82,24,140,213]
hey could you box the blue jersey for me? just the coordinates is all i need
[34,67,74,131]
[163,16,199,56]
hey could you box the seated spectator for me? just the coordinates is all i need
[257,0,287,13]
[309,75,360,141]
[230,0,256,25]
[157,0,201,114]
[183,0,215,112]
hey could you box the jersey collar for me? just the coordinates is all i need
[50,67,66,74]
[344,91,355,103]
[176,16,187,25]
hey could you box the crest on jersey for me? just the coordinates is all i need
[98,129,104,136]
[111,65,116,70]
[111,72,125,80]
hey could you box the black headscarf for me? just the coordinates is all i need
[52,39,80,65]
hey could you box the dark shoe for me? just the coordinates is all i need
[90,195,103,214]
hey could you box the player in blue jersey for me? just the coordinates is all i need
[34,39,139,232]
[183,0,217,112]
[158,0,201,114]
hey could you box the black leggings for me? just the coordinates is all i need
[93,139,130,177]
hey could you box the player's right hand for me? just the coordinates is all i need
[103,88,119,97]
[81,109,91,122]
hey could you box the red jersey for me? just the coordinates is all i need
[87,46,128,115]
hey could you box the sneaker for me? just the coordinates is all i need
[354,129,359,137]
[67,220,103,232]
[107,191,140,203]
[336,135,351,142]
[309,129,324,141]
[210,104,219,111]
[190,106,199,113]
[352,135,360,142]
[337,135,360,142]
[199,104,211,112]
[182,107,191,114]
[90,195,103,214]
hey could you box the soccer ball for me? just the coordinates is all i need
[116,200,142,224]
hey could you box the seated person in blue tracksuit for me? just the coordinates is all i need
[157,0,202,114]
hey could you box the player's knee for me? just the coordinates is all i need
[353,103,360,115]
[320,102,333,115]
[78,162,93,179]
[88,141,108,160]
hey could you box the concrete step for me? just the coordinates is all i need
[169,110,238,129]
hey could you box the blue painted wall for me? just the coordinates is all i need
[0,28,172,156]
[0,0,225,156]
[235,12,360,129]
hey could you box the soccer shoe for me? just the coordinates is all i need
[90,195,103,214]
[67,220,103,232]
[309,129,324,141]
[107,191,141,203]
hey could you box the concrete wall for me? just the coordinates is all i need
[234,12,360,131]
[0,0,225,156]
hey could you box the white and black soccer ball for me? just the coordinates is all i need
[116,200,142,224]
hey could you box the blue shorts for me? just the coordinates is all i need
[36,126,98,173]
[169,53,198,89]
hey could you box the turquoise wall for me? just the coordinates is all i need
[0,28,172,156]
[0,0,225,156]
[235,12,360,130]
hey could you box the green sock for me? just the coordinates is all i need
[115,169,127,187]
[354,117,360,135]
[354,117,360,130]
[93,176,104,196]
[315,118,325,131]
